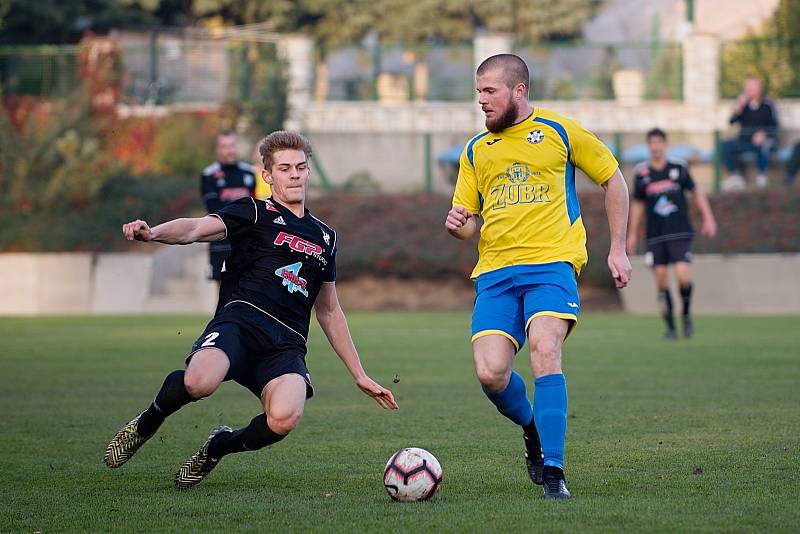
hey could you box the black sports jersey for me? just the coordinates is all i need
[633,160,695,244]
[211,196,337,342]
[201,161,257,253]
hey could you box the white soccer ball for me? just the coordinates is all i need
[383,447,443,502]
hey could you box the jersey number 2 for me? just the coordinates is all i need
[200,332,220,347]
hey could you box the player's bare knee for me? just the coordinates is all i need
[530,336,561,358]
[267,408,303,435]
[475,364,509,393]
[530,338,562,376]
[654,267,669,289]
[675,266,691,286]
[183,373,218,399]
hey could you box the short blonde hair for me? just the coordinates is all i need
[258,131,313,170]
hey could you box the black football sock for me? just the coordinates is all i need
[207,413,286,459]
[523,414,542,455]
[658,289,675,331]
[136,370,198,437]
[679,283,693,317]
[543,465,565,479]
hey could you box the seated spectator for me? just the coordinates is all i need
[785,141,800,187]
[721,77,779,190]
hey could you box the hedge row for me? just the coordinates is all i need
[2,186,797,288]
[0,174,197,252]
[310,190,800,286]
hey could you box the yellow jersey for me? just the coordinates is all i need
[453,107,618,279]
[254,174,272,200]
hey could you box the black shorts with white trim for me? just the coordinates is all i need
[188,304,313,399]
[645,238,693,267]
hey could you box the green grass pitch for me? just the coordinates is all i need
[1,312,798,533]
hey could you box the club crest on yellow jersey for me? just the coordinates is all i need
[527,129,545,144]
[505,161,534,184]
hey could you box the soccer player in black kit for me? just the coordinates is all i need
[627,129,717,339]
[201,130,257,282]
[105,131,398,489]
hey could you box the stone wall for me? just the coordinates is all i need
[1,252,798,316]
[303,100,800,140]
[0,245,216,316]
[619,254,800,315]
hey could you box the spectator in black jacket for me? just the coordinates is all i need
[721,77,779,191]
[200,130,257,283]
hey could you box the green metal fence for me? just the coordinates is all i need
[514,41,683,101]
[0,38,284,106]
[1,40,686,104]
[719,38,800,98]
[316,43,474,102]
[119,38,240,105]
[117,39,284,105]
[315,41,682,102]
[424,45,474,101]
[0,45,79,97]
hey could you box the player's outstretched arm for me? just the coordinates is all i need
[314,282,398,410]
[601,169,633,288]
[691,189,718,238]
[122,215,226,245]
[445,205,477,240]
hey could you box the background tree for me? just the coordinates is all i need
[474,0,603,44]
[0,0,154,44]
[193,0,602,47]
[772,0,800,88]
[0,0,11,32]
[721,0,799,98]
[1,0,604,47]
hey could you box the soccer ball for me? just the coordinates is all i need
[383,447,443,502]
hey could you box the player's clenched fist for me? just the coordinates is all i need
[122,219,153,242]
[445,205,472,231]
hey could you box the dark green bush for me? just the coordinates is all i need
[0,173,200,251]
[2,188,798,289]
[311,190,800,286]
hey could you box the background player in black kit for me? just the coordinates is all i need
[201,129,257,283]
[627,129,717,340]
[105,131,398,489]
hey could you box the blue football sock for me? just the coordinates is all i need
[534,373,568,469]
[482,371,533,427]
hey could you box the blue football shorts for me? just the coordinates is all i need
[471,262,580,351]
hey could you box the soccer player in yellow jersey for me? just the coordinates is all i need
[252,143,273,201]
[446,54,632,499]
